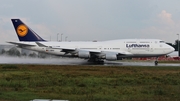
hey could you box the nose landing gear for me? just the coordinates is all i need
[155,61,158,66]
[155,57,158,66]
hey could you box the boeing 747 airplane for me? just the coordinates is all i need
[8,19,175,65]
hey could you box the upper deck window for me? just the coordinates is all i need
[140,42,150,43]
[126,42,136,43]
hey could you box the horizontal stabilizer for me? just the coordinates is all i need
[7,41,36,47]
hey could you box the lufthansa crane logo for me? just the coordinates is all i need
[17,24,28,37]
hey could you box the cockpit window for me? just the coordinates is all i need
[159,41,165,43]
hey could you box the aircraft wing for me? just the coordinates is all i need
[51,46,101,52]
[7,41,36,47]
[51,46,76,52]
[51,46,132,56]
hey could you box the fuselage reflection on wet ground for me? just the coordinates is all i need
[104,61,180,66]
[0,56,180,66]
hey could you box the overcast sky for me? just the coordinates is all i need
[0,0,180,44]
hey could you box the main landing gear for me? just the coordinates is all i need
[88,58,104,64]
[154,57,158,66]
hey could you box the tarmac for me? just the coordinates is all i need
[0,56,180,66]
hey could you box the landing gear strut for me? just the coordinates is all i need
[155,57,158,66]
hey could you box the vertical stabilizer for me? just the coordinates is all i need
[11,19,45,41]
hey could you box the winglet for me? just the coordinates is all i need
[11,19,46,41]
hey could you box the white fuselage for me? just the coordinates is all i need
[17,39,174,60]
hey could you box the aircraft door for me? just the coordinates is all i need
[98,46,102,50]
[45,46,51,52]
[150,42,153,52]
[127,47,131,52]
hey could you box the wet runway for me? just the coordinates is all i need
[0,56,180,66]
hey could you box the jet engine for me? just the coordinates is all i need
[105,54,117,61]
[78,51,90,58]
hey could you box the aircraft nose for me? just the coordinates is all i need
[169,46,175,52]
[165,44,175,53]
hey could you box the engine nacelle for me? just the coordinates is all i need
[78,51,90,58]
[106,54,117,61]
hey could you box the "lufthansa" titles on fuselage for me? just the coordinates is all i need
[126,44,150,48]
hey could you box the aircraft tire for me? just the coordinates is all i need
[155,61,158,66]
